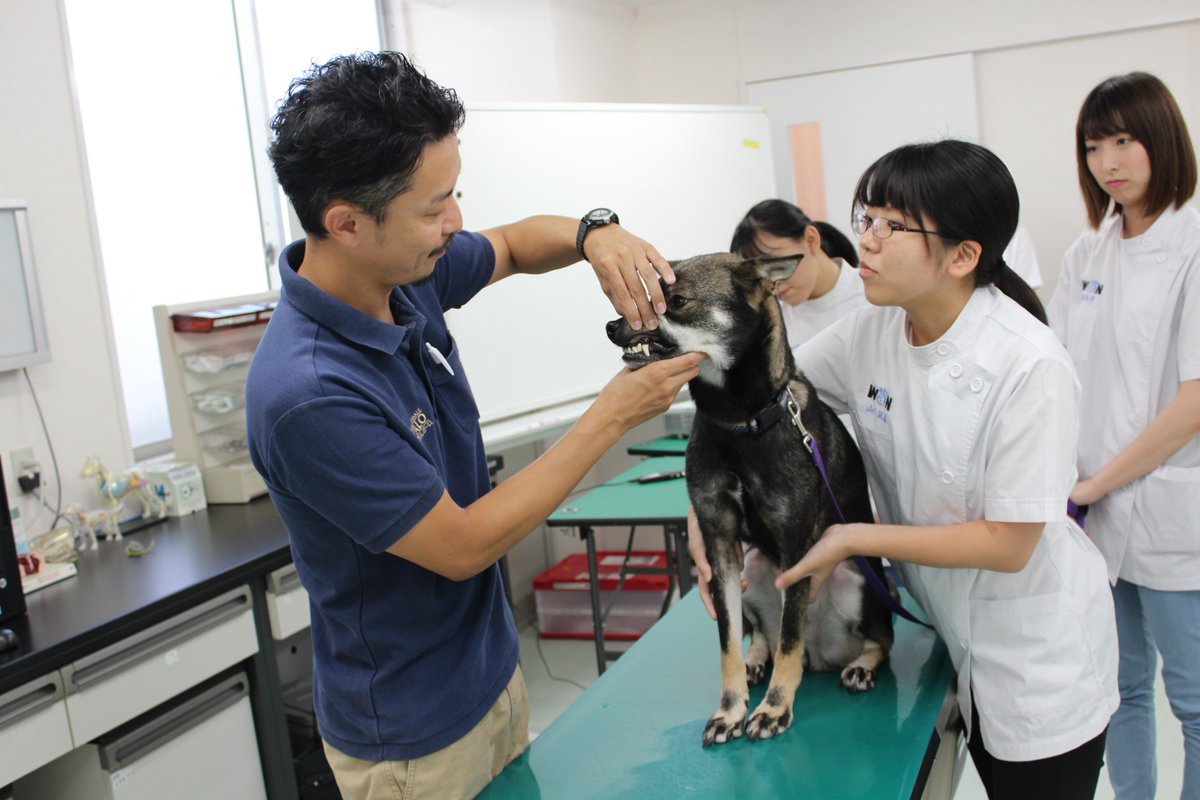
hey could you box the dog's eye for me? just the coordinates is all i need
[669,295,689,310]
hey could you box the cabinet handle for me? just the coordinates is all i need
[267,564,301,595]
[69,587,251,690]
[100,674,248,769]
[0,675,63,728]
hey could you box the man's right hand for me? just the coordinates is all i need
[592,352,706,432]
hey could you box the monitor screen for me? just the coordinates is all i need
[0,201,51,372]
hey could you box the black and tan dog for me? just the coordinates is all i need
[606,252,894,747]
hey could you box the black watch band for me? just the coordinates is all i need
[576,208,619,262]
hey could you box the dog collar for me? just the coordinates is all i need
[701,387,791,435]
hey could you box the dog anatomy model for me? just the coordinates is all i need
[607,252,894,747]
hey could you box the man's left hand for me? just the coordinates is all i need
[583,225,675,331]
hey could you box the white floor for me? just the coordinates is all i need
[518,625,1188,799]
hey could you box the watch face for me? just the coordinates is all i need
[587,208,614,222]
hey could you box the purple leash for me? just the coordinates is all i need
[784,389,934,630]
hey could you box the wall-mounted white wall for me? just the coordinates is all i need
[0,0,129,523]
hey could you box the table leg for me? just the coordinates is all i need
[582,527,607,675]
[667,523,693,595]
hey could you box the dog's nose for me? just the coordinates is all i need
[605,318,623,341]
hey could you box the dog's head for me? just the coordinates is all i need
[605,252,801,377]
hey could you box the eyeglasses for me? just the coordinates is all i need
[852,211,943,240]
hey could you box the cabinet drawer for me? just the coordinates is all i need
[0,671,73,786]
[266,564,310,640]
[62,586,258,744]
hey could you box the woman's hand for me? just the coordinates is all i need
[775,524,853,600]
[1069,477,1106,507]
[687,505,744,620]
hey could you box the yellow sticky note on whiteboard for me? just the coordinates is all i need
[743,139,761,149]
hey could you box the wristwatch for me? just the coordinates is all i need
[576,208,619,262]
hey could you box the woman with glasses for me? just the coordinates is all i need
[690,139,1118,799]
[1048,72,1200,800]
[729,199,868,349]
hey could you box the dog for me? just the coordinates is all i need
[606,252,895,747]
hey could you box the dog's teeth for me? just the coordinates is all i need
[642,343,651,356]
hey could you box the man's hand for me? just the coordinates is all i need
[583,225,676,332]
[592,352,705,433]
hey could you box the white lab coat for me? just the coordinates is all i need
[779,258,869,349]
[1048,204,1200,591]
[796,286,1118,761]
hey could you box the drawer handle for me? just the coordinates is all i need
[70,592,250,689]
[0,680,61,728]
[104,679,247,768]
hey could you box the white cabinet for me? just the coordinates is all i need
[61,586,258,744]
[16,673,267,800]
[266,564,310,641]
[0,671,73,787]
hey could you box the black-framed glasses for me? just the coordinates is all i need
[852,211,943,240]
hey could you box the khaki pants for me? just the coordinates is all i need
[323,665,530,800]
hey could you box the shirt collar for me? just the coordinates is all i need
[906,286,992,367]
[1120,204,1185,254]
[277,239,419,355]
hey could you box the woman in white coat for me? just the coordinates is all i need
[1048,71,1200,800]
[692,140,1119,799]
[729,199,869,349]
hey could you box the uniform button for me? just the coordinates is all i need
[949,364,963,378]
[969,377,983,392]
[940,471,953,484]
[937,343,950,356]
[1157,254,1166,263]
[1145,236,1157,247]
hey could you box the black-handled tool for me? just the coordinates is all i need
[635,470,686,484]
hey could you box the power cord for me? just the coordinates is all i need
[21,368,63,522]
[508,602,588,693]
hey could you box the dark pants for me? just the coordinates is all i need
[967,702,1108,800]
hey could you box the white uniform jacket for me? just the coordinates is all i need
[796,286,1118,761]
[780,258,869,350]
[1048,205,1200,591]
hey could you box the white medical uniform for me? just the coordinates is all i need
[1048,205,1200,591]
[780,259,869,350]
[796,286,1118,761]
[1002,224,1044,290]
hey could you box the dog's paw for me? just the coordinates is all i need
[745,658,769,685]
[701,692,748,747]
[840,664,877,693]
[744,702,793,742]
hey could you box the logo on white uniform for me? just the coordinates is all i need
[1080,279,1104,303]
[865,384,893,423]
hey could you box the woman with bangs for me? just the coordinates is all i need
[729,200,869,349]
[690,139,1118,799]
[1048,72,1200,799]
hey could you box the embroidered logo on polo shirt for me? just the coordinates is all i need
[865,384,893,423]
[1080,279,1104,303]
[410,408,434,439]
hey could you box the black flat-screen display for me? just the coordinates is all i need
[0,460,27,623]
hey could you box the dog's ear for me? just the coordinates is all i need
[738,254,803,287]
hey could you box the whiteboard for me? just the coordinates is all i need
[448,103,775,423]
[746,54,979,242]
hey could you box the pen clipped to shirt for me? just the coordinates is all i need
[425,342,455,376]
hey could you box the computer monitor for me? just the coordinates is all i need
[0,460,27,623]
[0,200,51,372]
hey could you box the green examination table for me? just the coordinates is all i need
[482,586,960,799]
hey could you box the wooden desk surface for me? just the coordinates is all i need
[483,590,953,799]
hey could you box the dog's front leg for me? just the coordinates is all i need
[745,577,809,741]
[702,534,750,747]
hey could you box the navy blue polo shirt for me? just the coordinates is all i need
[246,232,517,761]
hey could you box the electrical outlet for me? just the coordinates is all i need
[9,447,36,483]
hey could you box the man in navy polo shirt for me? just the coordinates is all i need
[246,52,704,799]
